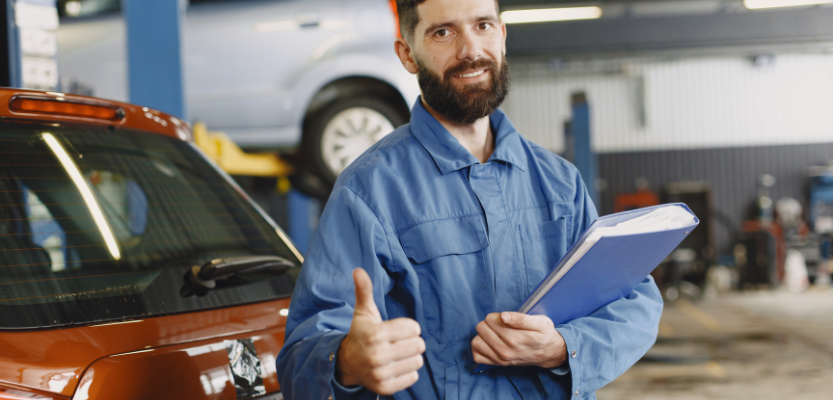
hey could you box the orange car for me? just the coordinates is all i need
[0,89,303,400]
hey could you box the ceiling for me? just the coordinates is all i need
[499,0,697,8]
[498,0,833,58]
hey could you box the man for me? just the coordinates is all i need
[276,0,663,398]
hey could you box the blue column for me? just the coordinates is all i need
[287,190,320,255]
[571,92,599,207]
[3,0,21,87]
[123,0,185,119]
[5,0,59,89]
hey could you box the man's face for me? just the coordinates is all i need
[403,0,510,124]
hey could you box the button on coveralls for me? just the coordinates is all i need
[276,99,663,399]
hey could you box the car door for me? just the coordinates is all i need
[185,0,345,145]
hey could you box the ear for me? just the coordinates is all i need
[395,37,419,75]
[501,21,507,55]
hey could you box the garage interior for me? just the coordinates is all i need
[5,0,833,398]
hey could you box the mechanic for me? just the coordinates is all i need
[275,0,664,398]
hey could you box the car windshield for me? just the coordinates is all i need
[0,122,302,329]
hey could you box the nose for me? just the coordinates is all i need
[456,30,482,61]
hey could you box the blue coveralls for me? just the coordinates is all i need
[276,99,663,399]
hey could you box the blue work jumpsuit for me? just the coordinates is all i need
[276,99,664,399]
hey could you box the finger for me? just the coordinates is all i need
[476,320,512,352]
[352,268,381,320]
[367,336,425,366]
[375,370,420,396]
[387,336,427,363]
[472,347,502,365]
[476,322,520,362]
[483,314,526,347]
[471,335,505,365]
[375,318,422,343]
[500,312,551,332]
[371,354,424,382]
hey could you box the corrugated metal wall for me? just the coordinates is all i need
[598,144,833,253]
[503,53,833,256]
[503,54,833,153]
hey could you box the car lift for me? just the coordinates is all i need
[192,122,294,183]
[194,123,319,254]
[568,92,599,207]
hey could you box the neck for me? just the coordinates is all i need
[421,98,495,164]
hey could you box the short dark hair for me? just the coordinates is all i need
[396,0,499,42]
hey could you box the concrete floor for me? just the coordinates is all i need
[597,288,833,400]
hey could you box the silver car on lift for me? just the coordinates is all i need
[57,0,419,196]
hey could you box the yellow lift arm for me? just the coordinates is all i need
[192,122,293,178]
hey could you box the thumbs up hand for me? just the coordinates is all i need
[336,268,425,395]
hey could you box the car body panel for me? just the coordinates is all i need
[0,88,295,399]
[185,0,345,129]
[57,0,419,149]
[0,89,189,140]
[0,296,290,398]
[228,52,419,148]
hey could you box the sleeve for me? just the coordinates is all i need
[275,186,394,400]
[551,276,663,397]
[539,169,664,399]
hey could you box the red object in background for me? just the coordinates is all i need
[389,0,400,38]
[89,170,101,185]
[614,190,661,213]
[743,220,786,283]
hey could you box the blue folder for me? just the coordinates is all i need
[522,203,698,322]
[474,203,698,372]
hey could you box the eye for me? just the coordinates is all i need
[431,27,456,41]
[479,22,491,30]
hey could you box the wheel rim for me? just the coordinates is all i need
[320,107,395,177]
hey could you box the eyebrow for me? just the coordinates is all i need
[423,15,499,36]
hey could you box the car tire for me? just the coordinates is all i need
[296,96,408,197]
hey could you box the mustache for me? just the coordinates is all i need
[443,58,499,81]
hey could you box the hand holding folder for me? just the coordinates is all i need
[474,203,699,372]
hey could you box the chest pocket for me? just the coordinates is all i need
[518,217,570,298]
[400,214,491,344]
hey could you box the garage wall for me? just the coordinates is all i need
[502,53,833,154]
[597,143,833,254]
[503,53,833,255]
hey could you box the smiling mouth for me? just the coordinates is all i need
[455,69,487,78]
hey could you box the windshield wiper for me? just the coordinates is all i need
[180,256,295,297]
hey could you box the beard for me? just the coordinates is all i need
[416,55,511,125]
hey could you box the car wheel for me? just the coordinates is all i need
[298,96,407,193]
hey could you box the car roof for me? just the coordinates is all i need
[0,88,191,140]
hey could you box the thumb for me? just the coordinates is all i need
[501,312,531,329]
[501,312,550,332]
[352,268,381,320]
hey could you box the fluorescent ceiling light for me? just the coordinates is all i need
[744,0,833,9]
[501,6,602,24]
[65,0,81,17]
[43,132,121,261]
